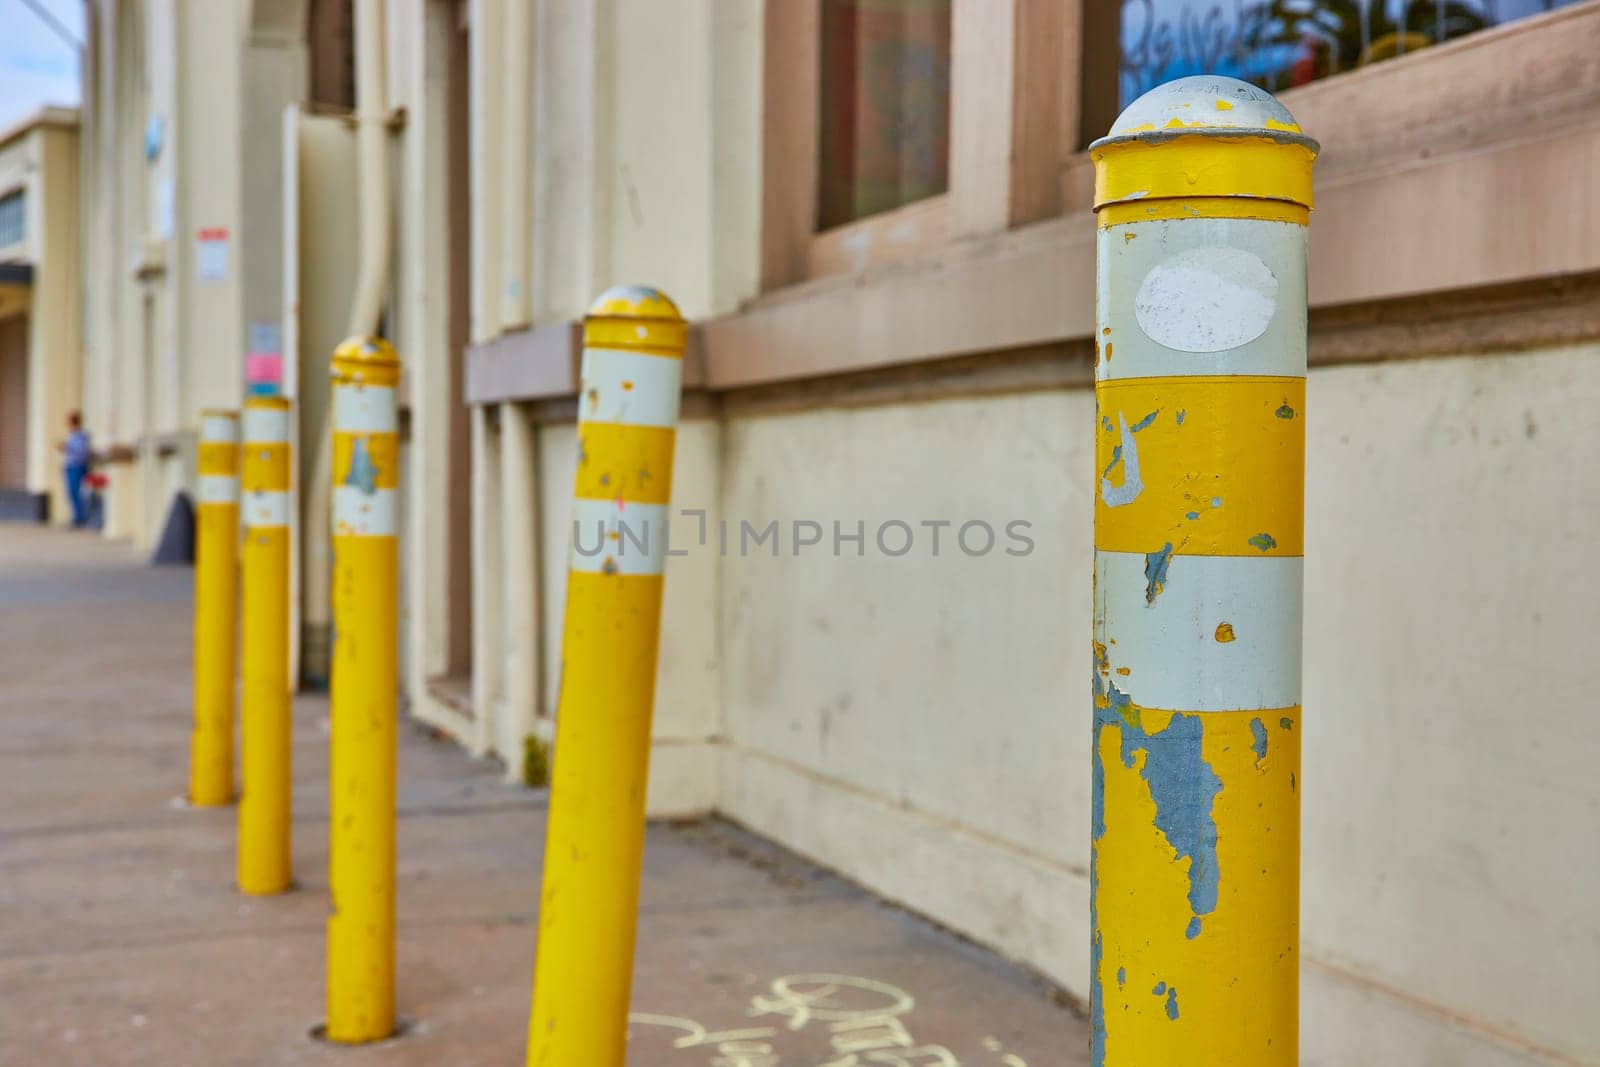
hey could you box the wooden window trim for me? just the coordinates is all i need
[713,1,1600,391]
[761,0,1077,290]
[468,3,1600,403]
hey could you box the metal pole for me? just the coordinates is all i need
[238,394,294,894]
[189,409,240,807]
[1089,76,1317,1065]
[527,286,687,1067]
[325,337,401,1043]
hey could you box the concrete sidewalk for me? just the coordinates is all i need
[0,525,1087,1066]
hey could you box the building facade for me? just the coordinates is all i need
[76,2,1598,1064]
[0,108,80,524]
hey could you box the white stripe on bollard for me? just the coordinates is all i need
[578,347,685,428]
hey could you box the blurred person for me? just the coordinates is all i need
[56,410,93,528]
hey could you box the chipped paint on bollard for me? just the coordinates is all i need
[189,409,240,807]
[1090,76,1317,1066]
[325,337,401,1043]
[238,394,293,895]
[527,286,687,1067]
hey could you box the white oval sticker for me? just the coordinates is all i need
[1134,247,1278,354]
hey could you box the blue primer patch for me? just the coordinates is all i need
[1090,672,1116,1067]
[1186,511,1200,521]
[1094,676,1224,939]
[1176,410,1186,425]
[1152,982,1166,996]
[1165,986,1180,1021]
[1129,409,1160,433]
[1117,967,1126,988]
[1210,496,1222,508]
[344,437,380,494]
[1280,716,1294,730]
[1090,918,1107,1066]
[1186,916,1202,940]
[1102,415,1114,432]
[1251,718,1269,763]
[1143,543,1174,605]
[1102,445,1123,482]
[1248,532,1278,552]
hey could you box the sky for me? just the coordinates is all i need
[0,0,83,134]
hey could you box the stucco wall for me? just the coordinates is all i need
[709,345,1598,1065]
[536,416,724,815]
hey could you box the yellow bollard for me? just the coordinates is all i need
[189,409,241,807]
[1089,77,1317,1065]
[527,286,687,1066]
[325,337,402,1043]
[238,394,294,894]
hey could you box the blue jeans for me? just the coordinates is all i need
[64,463,88,527]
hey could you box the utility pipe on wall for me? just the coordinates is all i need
[1089,76,1317,1066]
[304,0,392,671]
[499,0,532,331]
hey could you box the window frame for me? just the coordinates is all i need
[760,0,1079,291]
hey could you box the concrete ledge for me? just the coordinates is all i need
[463,321,581,405]
[465,318,711,407]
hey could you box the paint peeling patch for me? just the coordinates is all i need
[1090,677,1110,1067]
[1186,511,1200,520]
[1248,532,1277,552]
[1097,680,1223,932]
[1100,414,1145,508]
[1091,922,1108,1066]
[1214,622,1235,643]
[1143,543,1173,605]
[1152,983,1166,997]
[1275,402,1295,419]
[1176,409,1186,425]
[1250,718,1269,763]
[1165,986,1180,1021]
[1134,246,1278,354]
[1102,415,1113,432]
[1129,409,1160,433]
[344,438,379,494]
[1101,445,1123,482]
[1117,967,1126,988]
[1210,496,1222,508]
[1186,917,1202,940]
[1279,716,1294,730]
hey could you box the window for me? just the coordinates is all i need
[1084,0,1588,145]
[816,0,952,231]
[0,190,24,250]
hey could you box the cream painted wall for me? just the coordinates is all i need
[710,346,1599,1065]
[0,117,81,522]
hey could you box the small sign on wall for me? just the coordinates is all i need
[247,320,284,396]
[196,227,229,282]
